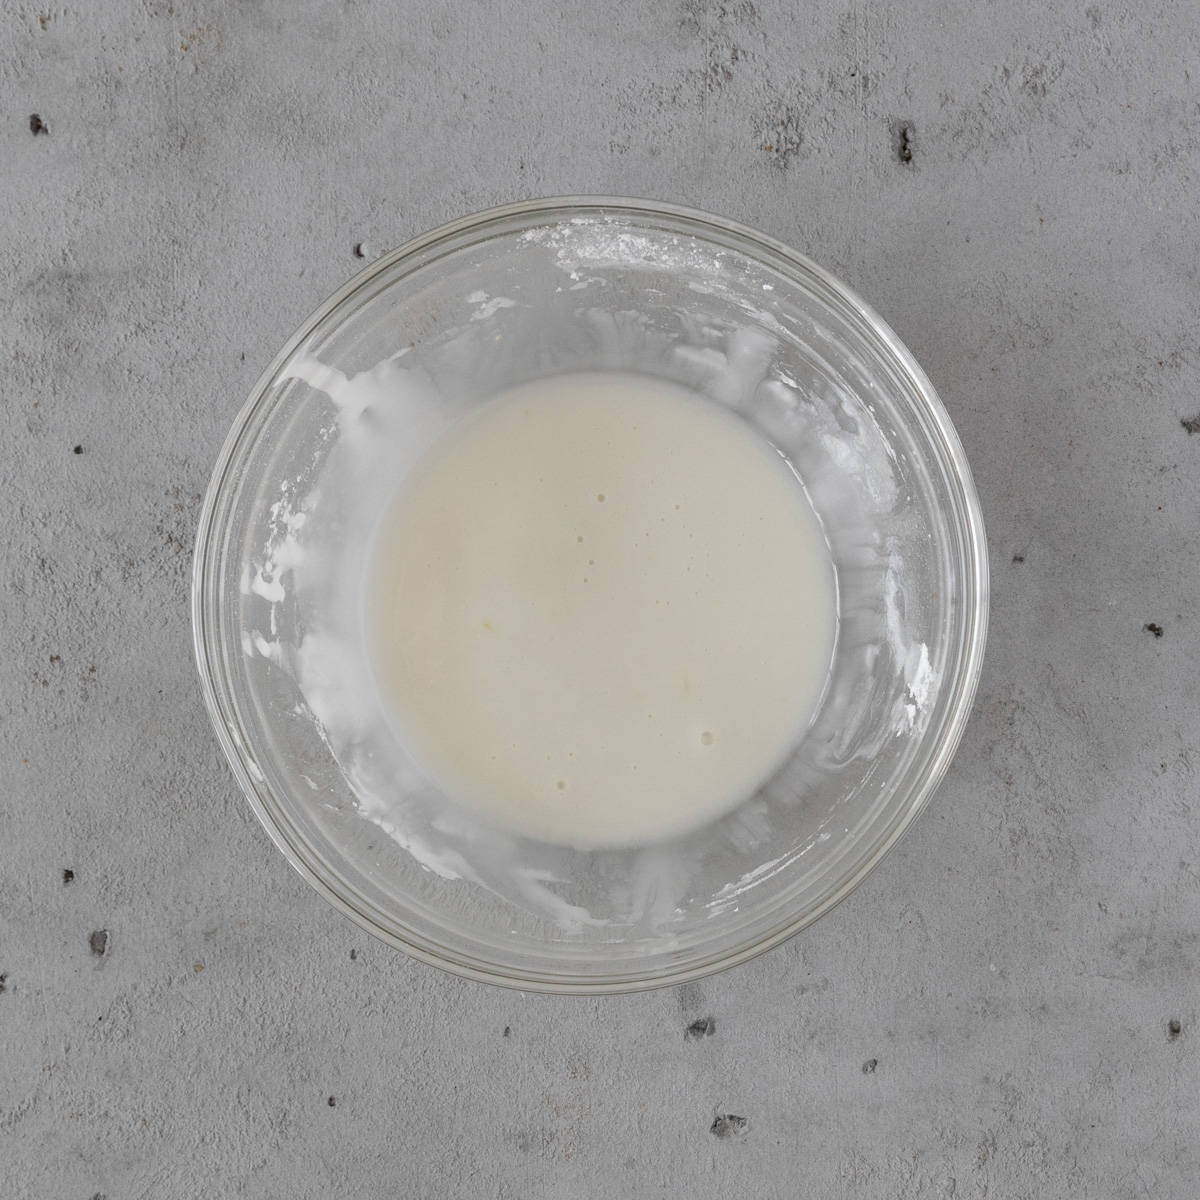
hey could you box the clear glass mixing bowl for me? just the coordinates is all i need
[192,198,988,993]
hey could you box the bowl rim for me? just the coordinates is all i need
[192,195,990,994]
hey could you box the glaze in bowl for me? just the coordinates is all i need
[192,198,988,992]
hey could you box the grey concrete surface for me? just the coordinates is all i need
[3,1,1198,1196]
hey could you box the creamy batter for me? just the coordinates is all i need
[365,371,837,847]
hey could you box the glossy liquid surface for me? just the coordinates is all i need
[367,372,837,846]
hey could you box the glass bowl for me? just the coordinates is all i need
[192,198,988,993]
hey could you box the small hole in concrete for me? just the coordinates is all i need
[890,118,915,164]
[710,1113,748,1139]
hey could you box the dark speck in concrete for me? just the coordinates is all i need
[73,445,83,455]
[327,1095,336,1107]
[29,113,48,135]
[0,973,7,994]
[1145,623,1164,638]
[503,1025,511,1037]
[863,1057,879,1074]
[349,948,357,960]
[1169,1018,1182,1039]
[62,868,75,884]
[1181,414,1200,435]
[710,1113,748,1140]
[353,242,366,258]
[89,929,110,957]
[1012,554,1025,564]
[685,1016,716,1040]
[890,119,915,165]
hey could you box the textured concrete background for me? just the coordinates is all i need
[3,1,1199,1196]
